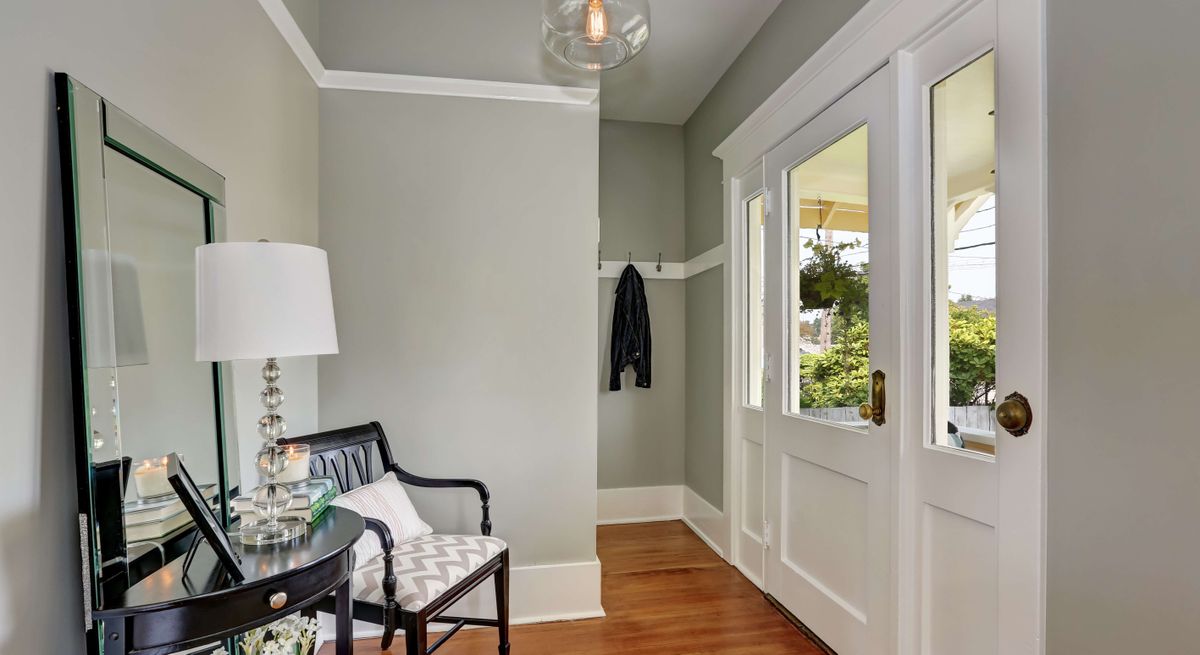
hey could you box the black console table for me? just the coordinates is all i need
[94,507,364,655]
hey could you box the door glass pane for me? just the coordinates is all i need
[746,193,766,408]
[786,125,870,427]
[930,51,997,455]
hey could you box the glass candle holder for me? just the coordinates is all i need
[275,444,311,484]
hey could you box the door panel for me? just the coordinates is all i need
[764,67,893,655]
[922,505,998,655]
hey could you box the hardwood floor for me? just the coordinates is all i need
[321,520,822,654]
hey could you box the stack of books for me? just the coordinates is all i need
[232,477,337,525]
[124,483,218,542]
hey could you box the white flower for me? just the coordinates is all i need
[237,614,321,655]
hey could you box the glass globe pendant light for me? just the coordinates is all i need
[542,0,650,71]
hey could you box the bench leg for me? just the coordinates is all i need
[380,606,396,651]
[495,550,510,655]
[403,612,427,655]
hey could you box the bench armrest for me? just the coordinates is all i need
[388,464,493,536]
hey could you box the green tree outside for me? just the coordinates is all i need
[796,299,995,408]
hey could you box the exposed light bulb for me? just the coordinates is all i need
[586,0,608,42]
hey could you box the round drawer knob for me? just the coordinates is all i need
[268,591,288,609]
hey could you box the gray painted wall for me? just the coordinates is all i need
[318,89,599,567]
[1046,0,1200,652]
[0,1,318,651]
[599,120,685,263]
[684,265,725,508]
[680,0,870,511]
[598,277,685,489]
[598,120,686,490]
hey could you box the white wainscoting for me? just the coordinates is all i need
[597,485,684,524]
[682,486,729,560]
[317,558,604,645]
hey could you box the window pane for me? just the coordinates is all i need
[786,125,870,427]
[931,51,997,455]
[745,193,765,408]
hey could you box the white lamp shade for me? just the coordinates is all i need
[195,242,339,362]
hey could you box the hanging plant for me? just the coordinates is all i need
[797,239,868,313]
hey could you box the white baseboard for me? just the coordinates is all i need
[596,485,684,525]
[682,486,728,559]
[316,557,603,645]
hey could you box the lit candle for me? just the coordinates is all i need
[133,456,172,499]
[275,444,311,484]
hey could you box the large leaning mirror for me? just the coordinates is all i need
[55,74,240,648]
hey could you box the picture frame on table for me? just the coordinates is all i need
[166,453,246,583]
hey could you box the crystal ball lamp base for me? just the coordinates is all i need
[239,357,308,546]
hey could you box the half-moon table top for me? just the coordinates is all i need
[95,506,364,615]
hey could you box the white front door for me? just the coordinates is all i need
[762,66,895,655]
[897,1,1045,653]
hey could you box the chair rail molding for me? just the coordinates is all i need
[598,245,724,280]
[257,0,599,106]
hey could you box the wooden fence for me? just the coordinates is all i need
[799,405,996,432]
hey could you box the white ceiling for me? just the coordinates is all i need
[598,0,781,124]
[292,0,781,125]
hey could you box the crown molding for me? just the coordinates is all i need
[258,0,325,85]
[258,0,599,106]
[320,69,599,105]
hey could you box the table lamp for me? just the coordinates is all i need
[195,241,338,545]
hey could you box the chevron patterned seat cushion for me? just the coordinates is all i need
[352,534,507,611]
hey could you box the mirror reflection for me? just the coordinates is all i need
[64,78,238,606]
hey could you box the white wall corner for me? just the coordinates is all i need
[317,558,604,645]
[682,486,730,559]
[597,485,684,525]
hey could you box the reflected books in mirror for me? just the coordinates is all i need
[166,453,245,583]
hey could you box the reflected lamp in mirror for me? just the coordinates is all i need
[195,242,338,545]
[83,249,148,452]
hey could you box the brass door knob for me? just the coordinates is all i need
[268,591,288,609]
[995,392,1032,436]
[859,370,886,426]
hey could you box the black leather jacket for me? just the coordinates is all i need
[609,264,652,390]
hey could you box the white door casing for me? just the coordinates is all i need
[730,162,767,588]
[763,67,895,655]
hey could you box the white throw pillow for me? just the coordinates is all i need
[330,472,433,564]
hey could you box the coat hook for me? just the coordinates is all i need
[627,252,632,265]
[656,253,662,272]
